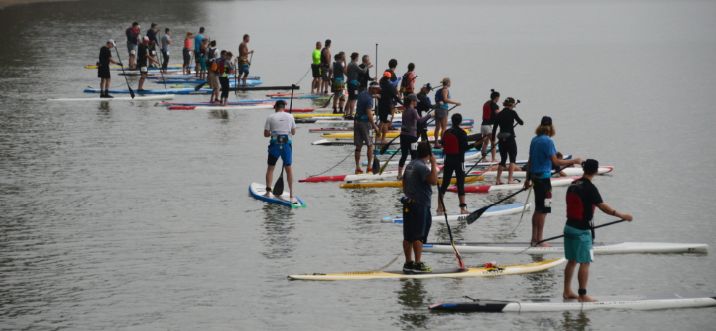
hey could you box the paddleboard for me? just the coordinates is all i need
[423,241,709,255]
[48,94,175,102]
[248,183,306,208]
[322,128,471,140]
[340,175,484,189]
[383,203,532,224]
[288,258,565,281]
[454,176,577,193]
[477,166,614,178]
[168,104,275,111]
[429,295,716,312]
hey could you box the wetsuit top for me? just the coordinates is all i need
[333,61,345,80]
[99,46,111,67]
[312,49,321,65]
[346,62,361,83]
[416,92,432,117]
[442,127,469,162]
[378,76,399,111]
[491,108,523,140]
[482,100,499,125]
[358,64,372,89]
[566,177,603,231]
[146,29,157,46]
[137,43,149,67]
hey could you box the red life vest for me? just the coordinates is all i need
[482,101,492,121]
[442,129,460,155]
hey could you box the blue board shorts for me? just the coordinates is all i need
[403,201,432,243]
[564,224,593,263]
[267,142,292,166]
[239,63,250,76]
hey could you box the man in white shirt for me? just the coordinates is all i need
[264,100,297,201]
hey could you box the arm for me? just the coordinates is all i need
[514,112,524,126]
[263,129,271,138]
[426,154,439,185]
[551,154,581,167]
[442,89,461,106]
[596,202,633,221]
[368,107,379,131]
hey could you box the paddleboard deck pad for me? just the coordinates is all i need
[249,182,306,208]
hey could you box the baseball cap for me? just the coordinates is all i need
[383,71,392,78]
[107,39,115,45]
[540,116,552,126]
[274,99,287,109]
[406,94,418,103]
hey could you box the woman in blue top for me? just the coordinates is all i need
[433,77,461,148]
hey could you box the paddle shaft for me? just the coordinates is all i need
[534,219,627,246]
[113,46,135,99]
[438,193,466,270]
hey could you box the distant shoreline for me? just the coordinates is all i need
[0,0,76,9]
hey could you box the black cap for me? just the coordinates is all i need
[274,100,286,109]
[582,159,599,174]
[541,116,552,126]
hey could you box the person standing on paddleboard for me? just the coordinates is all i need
[137,37,159,91]
[98,39,120,98]
[160,28,171,73]
[310,41,322,94]
[491,97,523,185]
[397,94,430,180]
[238,34,254,86]
[562,159,633,302]
[353,82,380,174]
[182,32,193,75]
[357,54,374,90]
[416,84,433,142]
[332,52,347,114]
[481,89,500,162]
[399,63,417,104]
[125,22,140,70]
[264,100,298,202]
[345,52,362,119]
[437,113,470,215]
[217,51,235,105]
[198,39,209,81]
[208,48,223,104]
[377,62,400,146]
[146,23,159,67]
[194,27,206,77]
[401,142,438,274]
[320,39,332,94]
[523,116,582,246]
[433,77,461,148]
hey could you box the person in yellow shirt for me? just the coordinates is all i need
[311,41,322,94]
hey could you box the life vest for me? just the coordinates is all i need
[442,128,460,155]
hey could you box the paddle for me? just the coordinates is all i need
[465,163,573,224]
[271,84,296,196]
[113,44,135,99]
[438,193,466,270]
[531,219,627,247]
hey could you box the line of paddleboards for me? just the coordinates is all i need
[382,203,531,224]
[168,104,276,111]
[248,183,306,208]
[83,85,295,95]
[423,241,709,255]
[429,295,716,312]
[48,94,175,102]
[450,176,578,193]
[288,258,564,281]
[339,175,484,189]
[476,166,614,178]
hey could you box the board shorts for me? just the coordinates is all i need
[332,77,345,93]
[347,81,359,100]
[267,140,293,166]
[311,64,321,78]
[480,124,492,136]
[126,42,137,54]
[139,66,148,74]
[434,104,449,120]
[182,49,191,66]
[321,65,331,79]
[239,63,250,76]
[498,138,517,166]
[208,71,219,89]
[199,57,208,71]
[564,224,593,263]
[377,105,392,123]
[97,65,110,78]
[353,121,373,147]
[531,175,552,213]
[402,200,431,243]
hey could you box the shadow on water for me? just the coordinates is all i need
[395,279,429,330]
[260,204,295,260]
[523,255,559,298]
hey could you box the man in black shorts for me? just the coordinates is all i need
[320,39,332,94]
[98,39,120,98]
[377,70,399,145]
[310,41,322,94]
[345,52,362,119]
[401,142,438,273]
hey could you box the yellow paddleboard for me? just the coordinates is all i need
[288,258,565,280]
[340,175,483,189]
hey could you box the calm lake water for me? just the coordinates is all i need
[1,0,715,329]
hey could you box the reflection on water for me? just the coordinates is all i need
[559,311,591,331]
[524,255,559,298]
[396,279,429,330]
[261,204,295,259]
[208,109,229,120]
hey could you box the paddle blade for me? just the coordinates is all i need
[273,167,285,196]
[465,206,488,224]
[194,82,206,91]
[321,95,333,108]
[372,156,380,174]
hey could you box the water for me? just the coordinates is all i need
[1,0,715,329]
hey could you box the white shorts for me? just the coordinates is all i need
[140,66,148,73]
[480,125,492,136]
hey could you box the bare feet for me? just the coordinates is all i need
[508,180,520,184]
[563,292,579,300]
[579,295,596,302]
[537,242,552,247]
[496,181,504,185]
[460,208,469,215]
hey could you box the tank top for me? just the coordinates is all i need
[312,49,321,65]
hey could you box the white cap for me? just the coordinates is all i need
[107,39,115,45]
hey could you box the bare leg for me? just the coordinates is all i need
[138,75,146,90]
[354,146,362,172]
[508,162,516,183]
[285,165,294,199]
[577,263,595,302]
[265,165,275,192]
[403,240,412,263]
[459,195,468,214]
[412,240,423,264]
[563,260,579,299]
[366,145,374,172]
[531,211,550,246]
[496,164,504,185]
